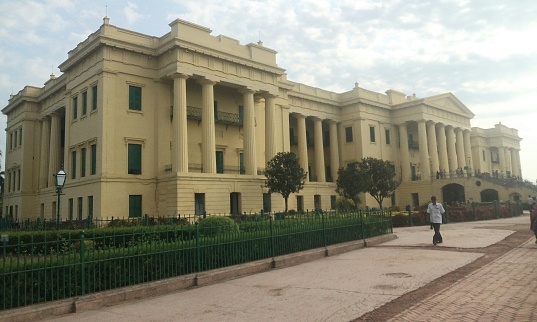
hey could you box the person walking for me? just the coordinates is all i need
[530,202,537,244]
[427,196,445,245]
[527,195,534,210]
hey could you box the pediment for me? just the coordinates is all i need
[423,93,475,118]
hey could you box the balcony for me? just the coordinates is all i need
[186,106,242,126]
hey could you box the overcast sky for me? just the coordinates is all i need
[1,0,536,182]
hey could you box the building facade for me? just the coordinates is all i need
[2,18,532,220]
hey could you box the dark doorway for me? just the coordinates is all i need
[481,189,499,202]
[442,183,465,205]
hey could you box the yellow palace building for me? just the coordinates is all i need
[2,17,533,220]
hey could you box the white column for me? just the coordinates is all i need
[282,106,291,152]
[329,120,339,182]
[418,120,430,180]
[241,88,257,175]
[264,94,276,164]
[39,118,51,188]
[313,117,325,182]
[49,113,61,180]
[437,124,449,177]
[498,147,506,177]
[463,130,473,175]
[516,150,523,178]
[455,128,466,169]
[510,148,517,177]
[296,114,309,181]
[446,126,457,177]
[427,121,439,177]
[505,148,512,176]
[172,74,189,173]
[199,79,216,173]
[399,123,411,182]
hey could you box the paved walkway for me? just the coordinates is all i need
[7,215,536,321]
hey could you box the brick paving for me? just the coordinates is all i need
[388,239,537,322]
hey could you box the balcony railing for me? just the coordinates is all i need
[186,106,242,126]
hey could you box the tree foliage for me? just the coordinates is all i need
[264,152,307,213]
[336,157,400,208]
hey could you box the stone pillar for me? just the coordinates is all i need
[199,79,217,173]
[296,114,309,181]
[241,88,257,175]
[313,117,325,182]
[417,120,430,180]
[463,130,473,175]
[516,150,523,178]
[329,120,339,182]
[505,148,512,176]
[399,123,411,182]
[264,94,276,164]
[39,118,51,188]
[427,121,439,177]
[49,113,61,180]
[498,147,506,177]
[510,148,517,177]
[455,128,466,169]
[446,126,457,177]
[437,124,449,178]
[282,106,291,152]
[172,73,189,172]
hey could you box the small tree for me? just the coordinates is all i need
[358,157,400,208]
[336,157,400,208]
[336,162,363,209]
[264,152,307,213]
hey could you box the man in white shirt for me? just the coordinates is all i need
[427,196,446,245]
[527,195,534,209]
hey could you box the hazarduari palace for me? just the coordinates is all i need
[3,17,534,220]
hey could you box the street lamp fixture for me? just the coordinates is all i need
[55,168,66,230]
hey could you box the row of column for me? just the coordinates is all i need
[495,146,521,178]
[38,113,63,188]
[295,114,339,183]
[171,74,277,175]
[399,121,473,182]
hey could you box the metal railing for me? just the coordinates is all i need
[0,209,392,310]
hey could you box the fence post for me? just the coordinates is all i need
[494,200,499,219]
[444,203,449,223]
[269,217,275,260]
[359,209,365,239]
[195,221,201,272]
[203,211,207,219]
[80,230,85,295]
[322,212,326,247]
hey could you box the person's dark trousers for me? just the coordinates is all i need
[432,223,442,244]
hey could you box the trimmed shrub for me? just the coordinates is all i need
[198,216,238,237]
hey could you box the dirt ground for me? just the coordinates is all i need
[353,224,534,321]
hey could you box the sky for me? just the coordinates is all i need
[1,0,536,182]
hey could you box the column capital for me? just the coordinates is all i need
[238,87,256,95]
[170,72,190,80]
[197,78,217,86]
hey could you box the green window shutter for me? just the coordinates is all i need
[82,91,87,115]
[370,126,375,142]
[91,144,97,175]
[81,148,86,177]
[128,144,142,174]
[345,127,353,142]
[216,151,224,174]
[71,151,77,179]
[129,86,142,111]
[330,195,337,210]
[77,197,83,220]
[385,129,391,144]
[73,96,78,119]
[239,153,244,174]
[238,105,244,125]
[92,85,98,110]
[129,195,142,218]
[214,101,218,120]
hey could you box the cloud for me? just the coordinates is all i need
[123,2,144,25]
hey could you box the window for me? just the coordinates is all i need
[17,169,21,191]
[385,129,391,145]
[263,193,272,212]
[71,151,77,179]
[129,195,142,218]
[128,85,142,111]
[72,96,78,119]
[330,195,337,210]
[238,105,244,125]
[239,152,245,174]
[370,126,376,143]
[290,128,295,145]
[326,165,332,182]
[323,131,330,146]
[91,144,97,175]
[77,197,83,220]
[216,151,224,174]
[68,198,74,220]
[19,128,22,146]
[345,126,353,143]
[296,195,304,212]
[314,194,321,210]
[128,143,142,174]
[88,196,93,219]
[195,193,205,216]
[482,150,486,161]
[81,148,87,177]
[9,132,12,151]
[91,85,98,111]
[14,131,17,148]
[82,91,87,115]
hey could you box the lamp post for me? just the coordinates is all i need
[55,168,66,230]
